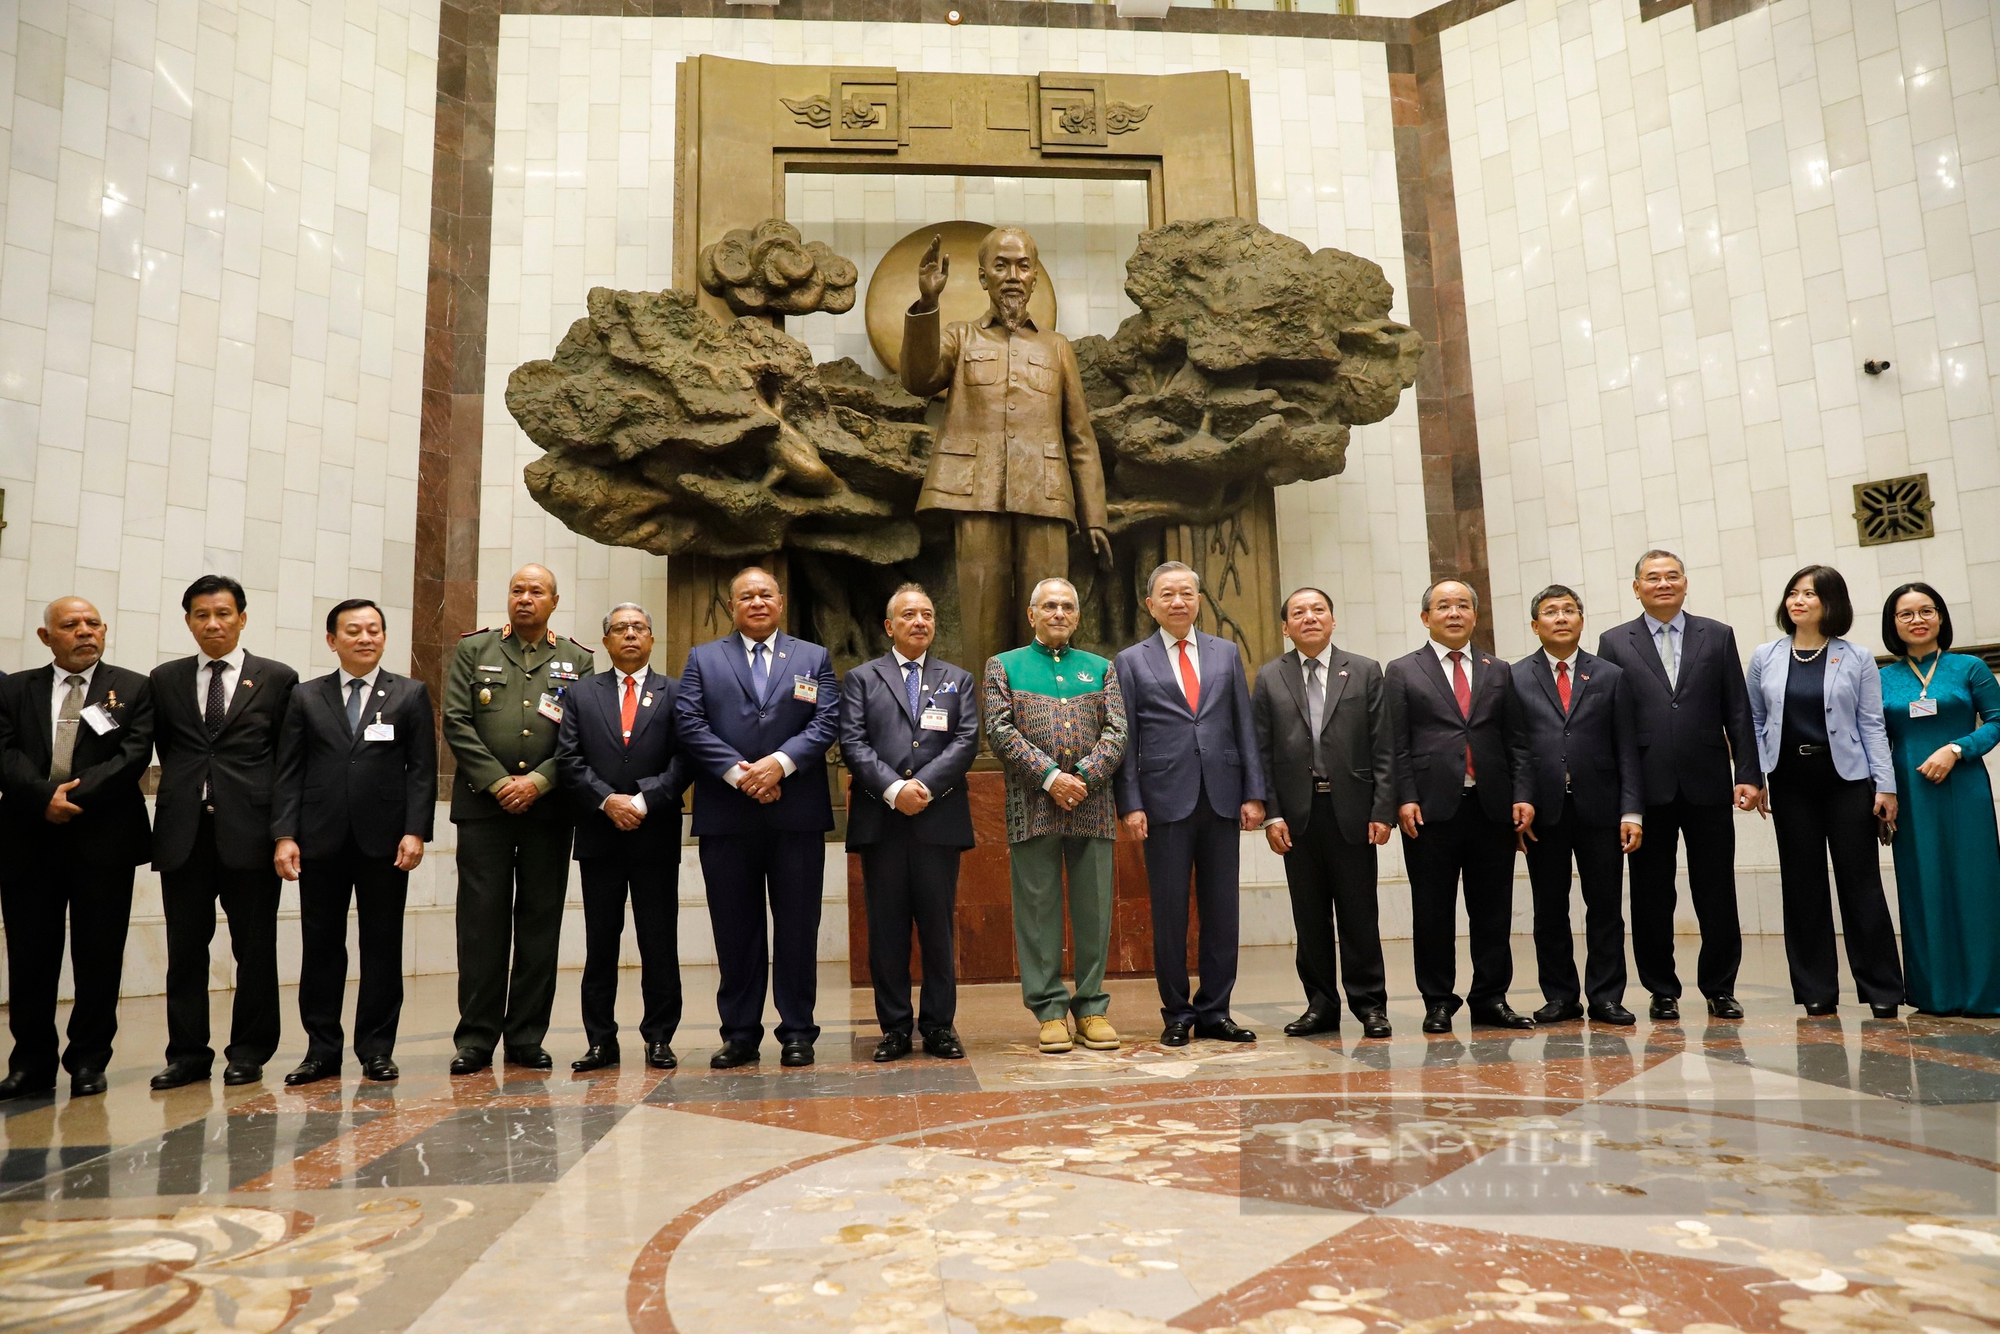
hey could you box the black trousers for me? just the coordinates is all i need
[453,813,573,1054]
[699,830,824,1046]
[1628,795,1741,999]
[1403,792,1517,1009]
[860,829,962,1036]
[578,851,682,1049]
[1281,793,1386,1017]
[161,815,281,1067]
[1143,797,1241,1026]
[1770,752,1905,1007]
[1524,796,1628,1007]
[298,841,407,1063]
[0,857,134,1078]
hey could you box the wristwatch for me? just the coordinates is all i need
[1949,742,1964,757]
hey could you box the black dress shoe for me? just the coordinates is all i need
[223,1061,263,1086]
[1707,995,1744,1019]
[1284,1009,1339,1037]
[361,1056,399,1082]
[69,1069,108,1097]
[1533,1001,1584,1024]
[710,1041,760,1069]
[1470,1002,1535,1030]
[1803,1001,1838,1016]
[1422,1004,1454,1034]
[922,1028,965,1059]
[0,1071,56,1100]
[1649,995,1680,1021]
[1160,1020,1193,1047]
[1195,1018,1257,1042]
[449,1048,492,1076]
[873,1032,913,1063]
[646,1042,678,1069]
[571,1045,619,1072]
[505,1045,553,1071]
[1870,1003,1900,1019]
[284,1058,339,1086]
[1588,1003,1637,1026]
[780,1039,814,1068]
[1359,1010,1393,1039]
[150,1059,212,1090]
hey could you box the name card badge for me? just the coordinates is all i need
[80,703,119,735]
[1910,697,1939,718]
[537,693,565,722]
[365,719,396,742]
[793,676,818,703]
[920,706,950,731]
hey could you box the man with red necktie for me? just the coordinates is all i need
[1385,579,1536,1034]
[555,603,689,1073]
[1113,562,1267,1047]
[1513,586,1645,1027]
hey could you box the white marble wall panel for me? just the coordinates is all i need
[0,0,438,674]
[1441,0,2000,656]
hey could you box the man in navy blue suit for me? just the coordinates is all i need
[840,585,980,1063]
[1113,562,1267,1047]
[556,602,689,1073]
[674,567,841,1069]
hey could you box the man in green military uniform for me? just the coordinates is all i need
[443,564,595,1075]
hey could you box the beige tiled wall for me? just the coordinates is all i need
[1440,0,2000,658]
[0,0,438,676]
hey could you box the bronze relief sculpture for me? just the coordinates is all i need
[506,217,1422,672]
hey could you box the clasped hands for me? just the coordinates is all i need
[494,775,542,813]
[603,793,647,831]
[43,779,83,824]
[734,755,787,803]
[893,781,932,816]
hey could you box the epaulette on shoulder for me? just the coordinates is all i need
[460,626,493,638]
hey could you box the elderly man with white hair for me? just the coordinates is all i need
[983,577,1128,1055]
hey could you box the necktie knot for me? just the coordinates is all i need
[65,674,84,690]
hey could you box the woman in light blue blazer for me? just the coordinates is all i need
[1747,565,1903,1018]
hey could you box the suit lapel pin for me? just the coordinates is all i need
[643,694,653,706]
[1339,670,1348,677]
[243,678,254,689]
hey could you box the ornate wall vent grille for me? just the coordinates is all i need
[1853,474,1936,547]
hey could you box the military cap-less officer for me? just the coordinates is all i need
[442,564,594,1075]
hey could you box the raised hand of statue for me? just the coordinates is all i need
[916,234,949,308]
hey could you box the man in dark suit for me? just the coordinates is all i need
[1593,550,1760,1021]
[555,602,688,1073]
[1513,585,1645,1027]
[1252,587,1395,1040]
[148,574,299,1090]
[839,584,980,1062]
[1386,579,1536,1033]
[674,567,841,1069]
[0,597,154,1099]
[272,599,437,1086]
[1113,562,1266,1046]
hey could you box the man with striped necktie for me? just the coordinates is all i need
[0,598,155,1100]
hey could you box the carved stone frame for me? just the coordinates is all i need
[666,55,1280,670]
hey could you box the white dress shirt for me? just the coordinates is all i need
[195,647,247,718]
[1265,646,1337,829]
[1158,627,1201,685]
[47,661,100,732]
[606,668,651,816]
[722,631,798,787]
[339,666,383,727]
[882,649,929,809]
[1542,647,1641,826]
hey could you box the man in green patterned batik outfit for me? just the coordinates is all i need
[983,578,1128,1052]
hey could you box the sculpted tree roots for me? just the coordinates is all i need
[508,219,1421,564]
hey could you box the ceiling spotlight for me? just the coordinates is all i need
[1864,360,1892,376]
[945,7,962,22]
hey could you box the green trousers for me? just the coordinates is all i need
[1009,834,1114,1022]
[452,813,574,1054]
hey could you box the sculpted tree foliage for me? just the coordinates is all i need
[1073,217,1425,530]
[697,220,859,317]
[507,218,1422,565]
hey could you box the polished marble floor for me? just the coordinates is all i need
[3,939,1998,1334]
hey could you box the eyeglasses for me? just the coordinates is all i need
[1894,607,1940,623]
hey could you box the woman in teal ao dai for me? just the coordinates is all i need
[1878,583,2000,1016]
